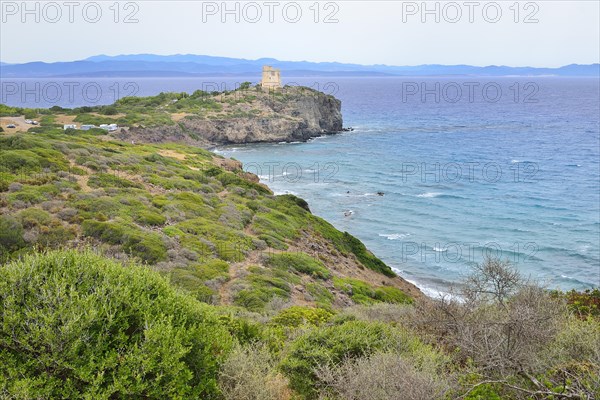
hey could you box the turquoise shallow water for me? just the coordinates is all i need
[214,77,600,294]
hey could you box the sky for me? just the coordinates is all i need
[1,1,599,67]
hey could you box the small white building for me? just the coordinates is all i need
[63,124,77,130]
[99,123,118,132]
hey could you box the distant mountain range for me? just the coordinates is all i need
[0,54,598,77]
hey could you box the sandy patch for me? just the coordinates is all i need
[1,116,32,132]
[171,113,193,122]
[55,115,77,125]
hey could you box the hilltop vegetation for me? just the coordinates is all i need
[0,84,343,145]
[1,128,598,399]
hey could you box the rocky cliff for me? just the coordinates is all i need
[121,86,343,145]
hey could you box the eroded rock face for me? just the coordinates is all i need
[122,86,343,146]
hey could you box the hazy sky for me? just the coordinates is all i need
[1,1,599,66]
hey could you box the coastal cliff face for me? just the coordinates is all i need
[122,86,343,145]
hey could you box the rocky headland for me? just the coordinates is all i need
[116,85,344,146]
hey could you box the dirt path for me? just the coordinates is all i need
[68,161,92,192]
[218,248,263,304]
[218,239,289,305]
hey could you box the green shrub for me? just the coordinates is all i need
[463,383,502,400]
[233,268,293,311]
[334,277,377,305]
[270,306,333,327]
[71,195,121,219]
[333,277,412,306]
[266,252,331,279]
[374,286,413,305]
[195,259,230,280]
[257,233,288,250]
[170,260,230,303]
[0,104,21,117]
[0,150,41,172]
[170,268,217,303]
[124,232,167,264]
[82,220,167,263]
[279,194,311,212]
[281,320,403,398]
[562,289,600,318]
[215,311,262,345]
[313,219,395,277]
[17,207,52,228]
[36,223,76,248]
[82,219,126,243]
[7,184,58,205]
[0,135,41,150]
[175,217,252,262]
[133,208,167,226]
[0,249,233,398]
[306,282,335,306]
[0,215,26,259]
[23,109,38,119]
[216,171,270,194]
[88,173,143,189]
[234,289,276,311]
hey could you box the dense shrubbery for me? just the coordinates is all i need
[0,215,26,259]
[0,247,598,400]
[88,172,143,189]
[563,288,600,317]
[271,306,333,327]
[311,218,395,277]
[82,219,167,263]
[281,320,447,399]
[266,252,331,279]
[170,259,231,303]
[0,250,233,399]
[334,277,412,305]
[234,266,296,311]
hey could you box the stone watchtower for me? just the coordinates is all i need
[260,65,281,89]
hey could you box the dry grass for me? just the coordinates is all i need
[219,343,291,400]
[316,352,451,400]
[158,149,187,160]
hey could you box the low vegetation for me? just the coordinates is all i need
[0,130,408,312]
[0,84,329,131]
[0,129,598,399]
[2,250,596,399]
[0,250,233,398]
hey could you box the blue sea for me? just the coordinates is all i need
[3,76,599,294]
